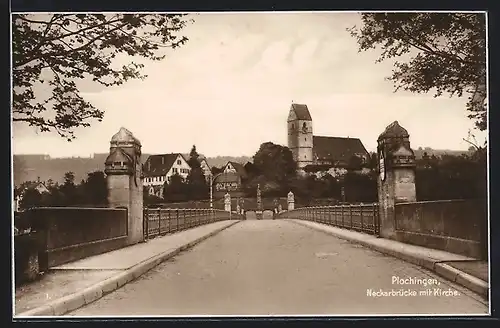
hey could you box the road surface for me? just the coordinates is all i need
[68,220,488,316]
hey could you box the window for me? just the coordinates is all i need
[177,160,181,165]
[291,123,295,129]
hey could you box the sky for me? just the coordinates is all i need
[12,12,488,158]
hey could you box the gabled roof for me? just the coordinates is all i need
[143,153,186,177]
[213,171,241,184]
[290,103,312,121]
[313,136,369,164]
[225,161,248,179]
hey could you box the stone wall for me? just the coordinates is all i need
[394,199,487,259]
[28,207,128,271]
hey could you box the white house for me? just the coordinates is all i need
[200,158,213,182]
[143,153,191,188]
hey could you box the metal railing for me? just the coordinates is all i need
[277,203,380,236]
[143,208,241,239]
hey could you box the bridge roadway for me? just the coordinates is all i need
[68,220,487,316]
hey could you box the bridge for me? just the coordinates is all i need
[13,125,489,317]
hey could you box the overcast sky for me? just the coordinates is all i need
[12,12,487,158]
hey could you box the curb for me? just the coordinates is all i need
[17,220,241,317]
[289,219,489,299]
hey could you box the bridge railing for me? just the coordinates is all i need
[143,208,242,240]
[277,204,380,236]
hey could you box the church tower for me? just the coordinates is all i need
[287,103,313,169]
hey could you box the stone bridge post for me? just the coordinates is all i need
[105,127,144,245]
[224,192,231,212]
[287,191,295,211]
[377,121,416,238]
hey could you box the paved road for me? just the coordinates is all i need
[69,220,488,316]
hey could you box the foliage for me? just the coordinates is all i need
[249,142,297,194]
[12,14,191,140]
[80,171,108,205]
[19,188,42,209]
[186,145,209,200]
[343,172,378,203]
[143,188,164,206]
[211,166,224,175]
[416,150,486,201]
[162,173,189,202]
[347,155,364,171]
[17,170,108,209]
[349,13,487,130]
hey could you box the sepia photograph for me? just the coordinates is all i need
[11,11,489,318]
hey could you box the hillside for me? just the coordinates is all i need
[13,153,252,186]
[12,147,470,187]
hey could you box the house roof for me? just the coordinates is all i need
[226,161,248,179]
[143,153,186,177]
[213,171,241,184]
[313,136,369,164]
[290,103,312,121]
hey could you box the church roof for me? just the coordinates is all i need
[290,103,312,121]
[313,136,369,164]
[143,153,186,177]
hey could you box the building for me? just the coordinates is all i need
[14,178,49,212]
[287,103,369,172]
[222,161,248,180]
[143,153,214,199]
[143,153,191,188]
[213,171,245,199]
[200,158,213,183]
[212,161,248,199]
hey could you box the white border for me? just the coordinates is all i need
[10,10,491,318]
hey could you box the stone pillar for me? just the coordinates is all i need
[377,121,416,239]
[224,192,231,212]
[256,184,262,211]
[287,191,295,211]
[105,127,144,245]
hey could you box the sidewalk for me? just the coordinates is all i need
[15,220,240,317]
[289,219,489,299]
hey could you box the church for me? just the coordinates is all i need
[287,103,370,172]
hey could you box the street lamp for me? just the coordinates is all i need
[209,174,213,208]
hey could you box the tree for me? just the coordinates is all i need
[59,171,78,205]
[19,188,42,210]
[163,173,188,202]
[186,145,209,200]
[211,166,223,175]
[81,171,108,205]
[252,142,297,193]
[349,13,487,130]
[347,155,364,171]
[13,14,191,140]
